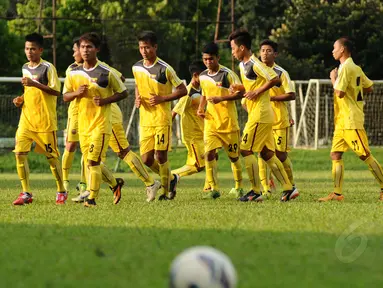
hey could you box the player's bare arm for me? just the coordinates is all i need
[172,110,178,120]
[21,77,60,97]
[245,76,280,100]
[63,84,88,102]
[270,92,296,102]
[197,95,207,118]
[149,83,187,106]
[364,85,373,94]
[208,90,244,104]
[94,89,128,106]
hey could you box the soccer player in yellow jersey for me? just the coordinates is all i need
[62,38,87,193]
[319,37,383,202]
[197,42,244,199]
[171,61,210,189]
[133,31,187,201]
[229,29,298,202]
[12,33,67,205]
[257,39,297,194]
[63,32,128,207]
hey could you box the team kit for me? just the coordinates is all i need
[11,29,383,206]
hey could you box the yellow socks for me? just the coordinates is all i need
[282,157,295,186]
[258,157,270,192]
[159,161,171,195]
[206,158,219,191]
[332,159,344,194]
[100,163,117,188]
[364,155,383,189]
[172,165,199,177]
[149,160,160,175]
[88,165,101,199]
[16,154,30,192]
[123,150,154,186]
[231,159,243,189]
[62,150,75,182]
[47,157,65,192]
[266,155,292,191]
[244,154,260,193]
[80,155,87,183]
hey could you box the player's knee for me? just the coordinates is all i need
[330,152,342,160]
[359,152,370,161]
[118,147,130,159]
[240,150,252,157]
[229,156,239,162]
[88,159,100,166]
[276,150,287,162]
[206,150,216,161]
[155,150,167,164]
[65,141,77,152]
[260,148,274,161]
[15,152,28,161]
[197,166,205,172]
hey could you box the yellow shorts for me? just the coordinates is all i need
[109,123,130,153]
[13,128,60,158]
[140,126,172,155]
[80,133,110,163]
[204,130,240,158]
[273,127,290,152]
[185,140,205,168]
[66,115,79,142]
[331,129,370,157]
[240,122,275,153]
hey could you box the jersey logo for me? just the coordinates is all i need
[150,74,157,79]
[90,77,98,83]
[32,75,39,81]
[216,82,222,87]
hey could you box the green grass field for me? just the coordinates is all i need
[1,148,383,287]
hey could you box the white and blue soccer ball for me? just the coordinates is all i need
[169,246,237,288]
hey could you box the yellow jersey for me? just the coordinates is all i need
[173,83,204,142]
[63,60,126,135]
[334,57,373,130]
[199,65,241,133]
[132,57,183,127]
[239,54,277,124]
[269,63,295,129]
[19,58,61,132]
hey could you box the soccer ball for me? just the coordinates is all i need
[169,246,237,288]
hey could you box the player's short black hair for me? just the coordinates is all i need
[260,39,278,52]
[189,60,206,75]
[229,28,251,50]
[202,42,219,56]
[73,36,81,48]
[25,33,44,47]
[138,31,157,46]
[337,37,354,54]
[79,32,101,48]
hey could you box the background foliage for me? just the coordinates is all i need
[1,0,383,80]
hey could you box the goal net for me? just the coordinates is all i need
[292,79,383,149]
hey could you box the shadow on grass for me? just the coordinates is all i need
[0,223,382,288]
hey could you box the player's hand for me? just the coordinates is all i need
[230,84,245,94]
[13,96,24,107]
[93,96,106,106]
[77,85,88,98]
[21,77,35,87]
[244,90,259,100]
[197,109,205,119]
[135,96,141,108]
[149,94,164,106]
[289,119,295,127]
[330,68,338,80]
[208,97,223,104]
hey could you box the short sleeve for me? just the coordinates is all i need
[47,65,61,92]
[361,70,373,89]
[253,61,278,81]
[166,66,183,87]
[281,71,295,94]
[62,73,73,94]
[334,66,349,92]
[173,96,190,115]
[227,70,241,86]
[109,70,126,94]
